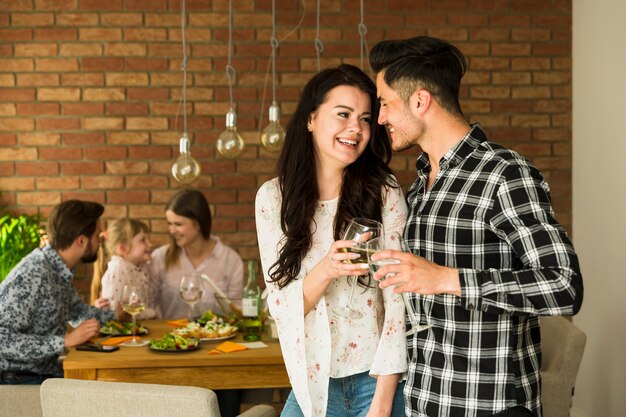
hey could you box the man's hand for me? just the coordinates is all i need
[371,249,461,296]
[64,318,100,348]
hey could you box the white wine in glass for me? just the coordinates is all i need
[332,218,383,320]
[366,231,431,335]
[179,273,204,320]
[120,285,149,347]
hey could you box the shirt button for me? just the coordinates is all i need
[468,303,475,309]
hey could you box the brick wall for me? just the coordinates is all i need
[0,0,572,297]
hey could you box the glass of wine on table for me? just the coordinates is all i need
[179,273,204,320]
[120,284,149,347]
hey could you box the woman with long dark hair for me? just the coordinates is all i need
[255,64,408,417]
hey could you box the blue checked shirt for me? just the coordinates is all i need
[404,125,583,417]
[0,245,114,375]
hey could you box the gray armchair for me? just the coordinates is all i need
[40,379,276,417]
[540,316,586,417]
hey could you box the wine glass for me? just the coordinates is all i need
[179,273,204,320]
[366,231,432,335]
[332,218,383,319]
[120,285,149,347]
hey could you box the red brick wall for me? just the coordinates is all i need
[0,0,572,295]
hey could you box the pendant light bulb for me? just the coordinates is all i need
[216,108,245,159]
[171,133,201,184]
[261,102,285,152]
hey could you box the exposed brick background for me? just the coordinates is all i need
[0,0,572,296]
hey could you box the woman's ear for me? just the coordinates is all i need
[307,113,315,132]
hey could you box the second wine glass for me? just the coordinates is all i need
[120,284,149,347]
[179,273,204,320]
[366,231,432,335]
[332,218,383,320]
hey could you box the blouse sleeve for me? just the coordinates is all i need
[101,263,122,319]
[369,182,409,377]
[148,246,167,319]
[223,248,244,303]
[255,179,327,417]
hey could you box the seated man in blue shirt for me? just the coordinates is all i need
[0,200,115,384]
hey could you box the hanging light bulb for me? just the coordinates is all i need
[216,108,245,159]
[171,133,200,184]
[261,102,285,152]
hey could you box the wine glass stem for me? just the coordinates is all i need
[345,276,357,309]
[402,293,420,327]
[131,313,137,343]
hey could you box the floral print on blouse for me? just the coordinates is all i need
[0,245,114,375]
[255,177,409,417]
[101,255,159,320]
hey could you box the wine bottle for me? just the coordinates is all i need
[242,260,262,341]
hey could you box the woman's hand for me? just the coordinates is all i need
[301,240,371,314]
[320,239,371,281]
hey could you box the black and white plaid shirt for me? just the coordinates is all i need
[404,124,583,417]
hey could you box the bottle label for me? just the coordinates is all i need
[242,298,259,317]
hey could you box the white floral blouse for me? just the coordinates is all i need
[255,177,409,417]
[101,255,159,320]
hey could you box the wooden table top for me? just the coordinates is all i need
[63,320,290,390]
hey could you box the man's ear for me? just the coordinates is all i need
[410,89,431,116]
[76,235,86,247]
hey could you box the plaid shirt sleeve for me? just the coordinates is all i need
[458,161,583,317]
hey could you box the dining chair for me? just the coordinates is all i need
[40,378,276,417]
[540,316,587,417]
[0,384,43,417]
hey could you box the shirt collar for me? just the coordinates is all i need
[42,244,74,283]
[415,123,488,174]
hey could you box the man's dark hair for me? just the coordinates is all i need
[46,200,104,250]
[370,36,467,117]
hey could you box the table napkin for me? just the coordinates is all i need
[166,319,189,327]
[100,336,138,346]
[240,341,268,349]
[208,341,248,355]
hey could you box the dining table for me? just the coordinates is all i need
[62,320,291,390]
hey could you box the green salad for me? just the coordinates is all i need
[101,320,148,336]
[197,309,240,327]
[149,333,199,351]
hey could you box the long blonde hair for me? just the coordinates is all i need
[90,218,150,305]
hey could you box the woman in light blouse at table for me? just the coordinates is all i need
[255,64,408,417]
[149,188,244,417]
[149,188,244,320]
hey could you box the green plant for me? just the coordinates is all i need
[0,211,44,283]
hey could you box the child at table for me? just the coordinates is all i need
[91,218,159,320]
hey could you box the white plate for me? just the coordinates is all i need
[200,333,238,342]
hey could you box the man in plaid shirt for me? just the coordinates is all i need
[368,36,583,417]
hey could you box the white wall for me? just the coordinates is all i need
[572,1,626,416]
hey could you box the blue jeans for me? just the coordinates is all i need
[281,371,405,417]
[0,371,62,385]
